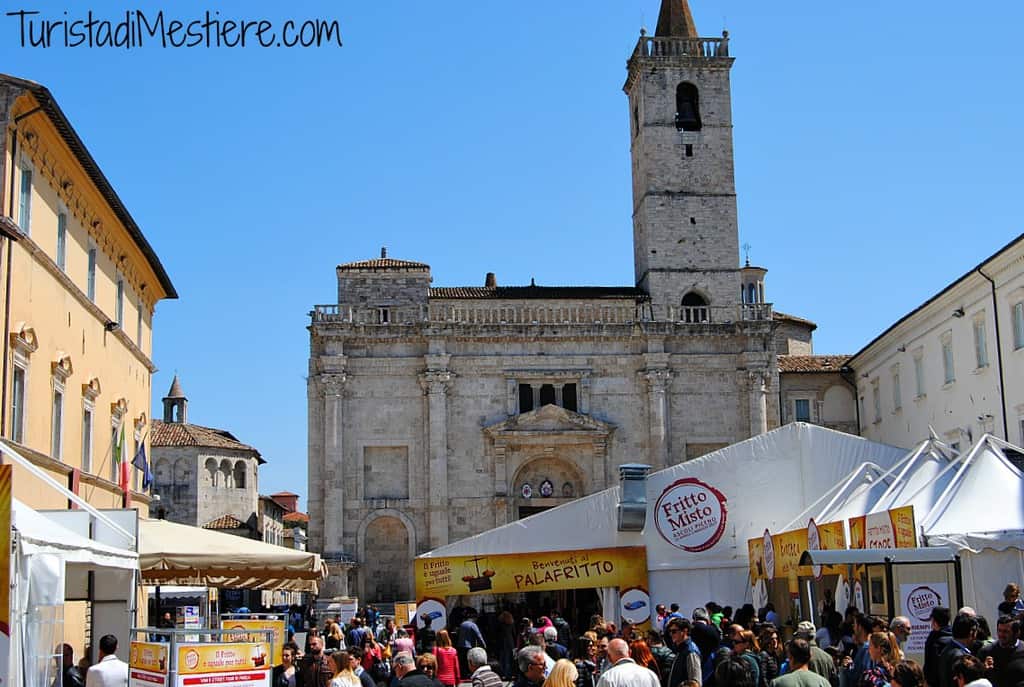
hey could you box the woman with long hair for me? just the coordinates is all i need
[860,632,901,687]
[730,629,761,687]
[330,651,360,687]
[573,637,597,687]
[272,643,299,687]
[433,630,460,687]
[326,621,343,652]
[544,659,578,687]
[628,640,660,676]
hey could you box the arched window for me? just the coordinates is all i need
[220,459,233,489]
[681,292,710,323]
[205,458,218,488]
[675,83,702,132]
[747,284,757,304]
[233,461,246,489]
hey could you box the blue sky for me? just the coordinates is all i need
[4,1,1022,507]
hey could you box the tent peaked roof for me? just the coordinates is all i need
[922,435,1024,552]
[139,517,327,592]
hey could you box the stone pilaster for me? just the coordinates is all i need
[642,367,673,470]
[748,369,768,436]
[419,362,453,549]
[321,372,348,558]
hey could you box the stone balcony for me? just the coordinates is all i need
[631,35,729,60]
[310,302,772,326]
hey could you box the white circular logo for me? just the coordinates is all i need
[654,478,728,552]
[807,518,822,579]
[620,587,651,625]
[763,529,776,580]
[415,598,447,629]
[906,586,943,622]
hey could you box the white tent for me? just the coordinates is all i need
[919,436,1024,619]
[11,499,138,687]
[419,423,908,619]
[643,423,907,612]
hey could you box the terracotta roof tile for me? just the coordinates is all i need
[430,285,646,299]
[151,420,264,463]
[778,355,851,373]
[337,257,430,270]
[283,512,309,524]
[202,514,247,530]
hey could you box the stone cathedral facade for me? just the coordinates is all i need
[307,1,819,601]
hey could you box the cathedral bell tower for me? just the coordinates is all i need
[625,0,740,321]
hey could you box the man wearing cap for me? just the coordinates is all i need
[794,621,837,687]
[925,607,954,687]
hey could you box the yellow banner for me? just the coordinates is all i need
[0,466,9,643]
[130,642,168,674]
[849,506,916,549]
[415,546,647,598]
[177,642,271,675]
[221,618,286,665]
[748,520,847,580]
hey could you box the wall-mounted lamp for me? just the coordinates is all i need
[896,345,906,352]
[952,307,965,318]
[104,321,120,332]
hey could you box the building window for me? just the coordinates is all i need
[913,352,925,398]
[891,365,902,411]
[680,292,709,323]
[234,461,246,489]
[517,382,579,414]
[51,386,64,460]
[136,301,143,347]
[794,399,811,422]
[87,247,97,301]
[973,317,989,368]
[115,277,125,325]
[675,82,702,132]
[1014,301,1024,350]
[378,307,390,324]
[18,166,31,233]
[11,365,27,443]
[872,380,881,423]
[56,212,68,270]
[82,407,93,473]
[941,333,955,385]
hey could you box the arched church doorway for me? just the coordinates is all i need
[363,516,410,602]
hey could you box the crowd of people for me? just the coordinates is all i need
[281,583,1024,687]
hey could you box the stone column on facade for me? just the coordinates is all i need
[748,369,768,436]
[642,368,672,470]
[321,372,348,580]
[419,365,453,549]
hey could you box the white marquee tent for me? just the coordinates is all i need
[420,423,909,619]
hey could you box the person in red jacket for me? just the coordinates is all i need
[434,630,461,687]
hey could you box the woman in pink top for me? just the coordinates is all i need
[392,629,415,656]
[433,630,460,687]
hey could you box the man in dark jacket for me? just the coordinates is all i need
[938,613,978,687]
[925,607,954,687]
[395,652,441,687]
[666,618,702,687]
[300,635,334,687]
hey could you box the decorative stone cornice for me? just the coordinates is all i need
[51,351,73,382]
[419,369,453,395]
[10,323,37,358]
[641,367,673,392]
[82,376,101,401]
[110,397,128,418]
[747,369,769,390]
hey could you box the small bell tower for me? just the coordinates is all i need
[162,374,188,424]
[625,0,741,320]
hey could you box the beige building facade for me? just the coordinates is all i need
[0,73,177,654]
[849,234,1024,453]
[307,1,833,602]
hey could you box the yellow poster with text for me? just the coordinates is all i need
[748,520,847,580]
[849,506,916,549]
[130,641,168,674]
[221,618,286,665]
[177,642,271,675]
[415,546,647,597]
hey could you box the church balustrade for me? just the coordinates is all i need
[633,35,726,59]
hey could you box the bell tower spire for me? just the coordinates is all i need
[655,0,699,38]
